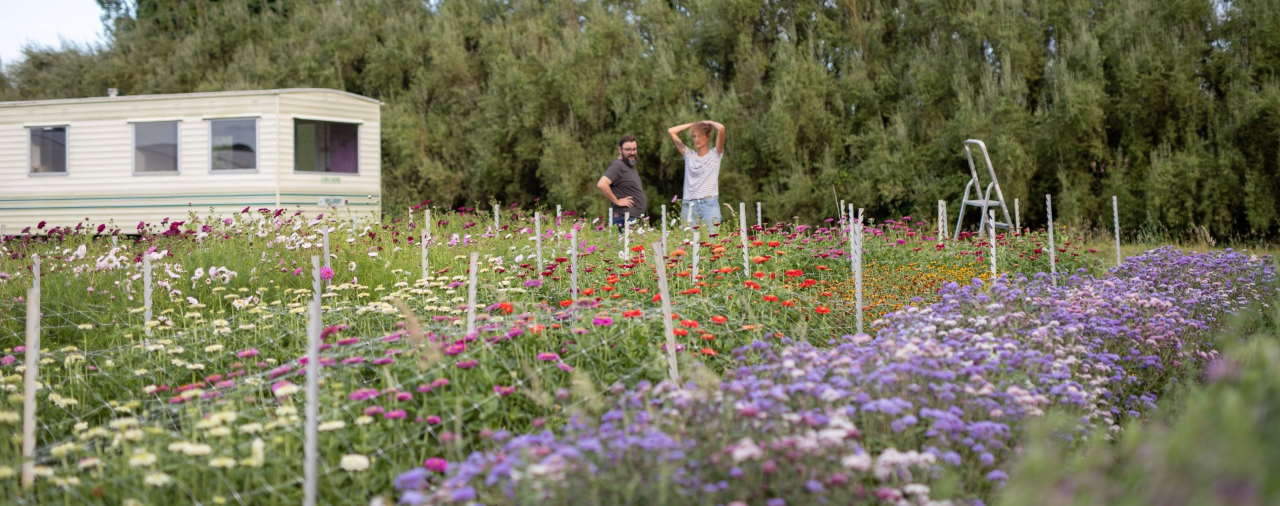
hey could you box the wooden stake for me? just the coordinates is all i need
[1046,194,1057,284]
[467,252,479,336]
[739,202,749,277]
[303,256,322,506]
[21,255,41,489]
[534,211,544,274]
[143,255,153,336]
[1112,195,1122,267]
[651,241,681,383]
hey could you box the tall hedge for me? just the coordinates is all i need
[3,0,1277,238]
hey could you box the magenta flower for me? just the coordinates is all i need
[592,317,614,327]
[396,392,413,402]
[423,457,448,473]
[426,415,442,425]
[537,352,560,362]
[372,357,395,366]
[384,409,408,420]
[364,405,385,416]
[235,348,260,359]
[456,360,478,369]
[555,362,574,372]
[342,356,366,365]
[493,385,516,396]
[524,279,543,288]
[319,266,335,280]
[349,388,379,401]
[337,337,359,346]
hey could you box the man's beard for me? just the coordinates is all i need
[623,155,636,167]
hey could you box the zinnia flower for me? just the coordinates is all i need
[340,454,371,472]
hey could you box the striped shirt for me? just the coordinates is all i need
[682,148,722,200]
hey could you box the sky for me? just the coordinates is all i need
[0,0,107,69]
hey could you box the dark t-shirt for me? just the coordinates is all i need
[604,159,647,218]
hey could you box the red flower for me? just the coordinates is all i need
[700,347,718,356]
[781,300,797,307]
[498,302,514,314]
[623,309,643,318]
[680,319,699,328]
[680,287,701,295]
[784,269,804,277]
[815,305,831,315]
[631,245,645,252]
[710,315,728,324]
[673,328,689,336]
[559,299,573,307]
[767,241,780,247]
[763,294,779,303]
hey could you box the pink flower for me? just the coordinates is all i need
[395,392,413,402]
[371,357,394,365]
[425,415,442,425]
[349,388,379,401]
[536,352,560,362]
[384,409,408,420]
[342,356,366,365]
[423,457,448,473]
[592,317,613,327]
[319,267,335,280]
[235,348,260,359]
[455,360,478,369]
[337,337,359,346]
[364,405,385,416]
[555,362,574,372]
[493,385,516,396]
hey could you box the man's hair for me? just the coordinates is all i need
[618,134,637,147]
[693,122,714,136]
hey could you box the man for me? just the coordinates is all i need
[596,135,647,230]
[667,120,726,228]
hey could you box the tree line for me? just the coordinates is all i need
[3,0,1277,239]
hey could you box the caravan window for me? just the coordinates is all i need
[134,121,179,173]
[29,126,68,174]
[211,118,257,171]
[294,119,358,173]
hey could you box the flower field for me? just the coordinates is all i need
[0,207,1271,505]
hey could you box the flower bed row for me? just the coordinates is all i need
[396,247,1276,505]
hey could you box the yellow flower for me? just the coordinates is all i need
[209,456,236,468]
[0,465,14,479]
[317,420,346,432]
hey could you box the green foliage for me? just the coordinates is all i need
[5,0,1279,238]
[997,297,1280,506]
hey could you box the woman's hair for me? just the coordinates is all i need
[693,122,713,136]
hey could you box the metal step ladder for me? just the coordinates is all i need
[953,139,1013,239]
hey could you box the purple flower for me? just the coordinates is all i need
[592,317,614,327]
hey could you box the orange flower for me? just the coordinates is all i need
[676,270,691,277]
[751,255,770,264]
[652,294,662,302]
[680,319,699,328]
[710,315,728,324]
[816,265,830,271]
[700,333,715,341]
[680,287,701,295]
[751,240,764,247]
[781,300,797,307]
[767,241,780,247]
[753,271,766,279]
[559,299,573,307]
[700,347,718,356]
[743,280,761,290]
[815,305,831,314]
[498,302,514,314]
[623,309,643,318]
[631,245,645,252]
[712,246,726,254]
[763,294,779,303]
[582,288,595,296]
[673,328,689,336]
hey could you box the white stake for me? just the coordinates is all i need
[988,210,998,276]
[556,204,562,226]
[623,212,631,260]
[839,199,846,223]
[303,256,322,506]
[111,235,117,248]
[570,228,579,303]
[937,200,948,240]
[321,226,331,285]
[739,202,750,277]
[494,204,500,232]
[651,241,681,383]
[661,205,668,254]
[1014,198,1021,234]
[1112,195,1122,267]
[21,255,41,489]
[608,207,613,231]
[1046,194,1057,284]
[427,211,437,281]
[143,255,153,336]
[691,230,701,283]
[534,211,544,275]
[350,215,357,236]
[756,201,762,229]
[466,252,479,336]
[850,205,864,335]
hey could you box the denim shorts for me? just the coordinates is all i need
[681,196,721,227]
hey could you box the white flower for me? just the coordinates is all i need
[128,451,157,467]
[841,452,871,471]
[729,438,763,463]
[317,420,346,432]
[209,456,237,468]
[143,472,172,487]
[182,443,212,456]
[242,438,266,468]
[0,465,14,478]
[77,457,102,470]
[50,442,78,458]
[109,417,140,430]
[237,423,263,434]
[207,426,231,437]
[339,454,370,472]
[354,415,374,426]
[0,411,19,424]
[272,382,300,397]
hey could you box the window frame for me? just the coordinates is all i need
[292,116,362,175]
[207,116,260,174]
[26,124,70,177]
[130,120,182,176]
